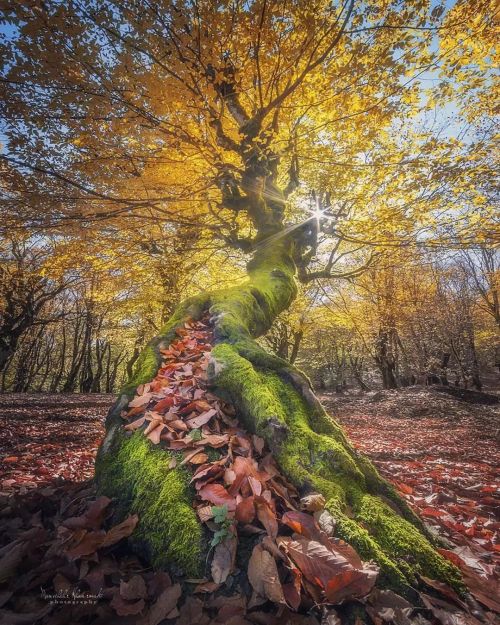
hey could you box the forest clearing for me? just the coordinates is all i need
[0,0,498,623]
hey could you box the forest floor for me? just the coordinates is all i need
[1,389,499,544]
[320,388,500,576]
[0,387,498,623]
[1,387,498,563]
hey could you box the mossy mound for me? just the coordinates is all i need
[96,431,204,576]
[95,238,464,597]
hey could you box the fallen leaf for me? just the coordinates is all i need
[235,497,255,524]
[129,393,153,408]
[111,591,145,616]
[143,583,182,625]
[186,408,217,429]
[101,514,139,548]
[189,452,209,465]
[198,484,237,511]
[211,533,237,584]
[248,543,286,604]
[124,416,147,431]
[254,496,278,539]
[300,492,326,512]
[120,575,147,600]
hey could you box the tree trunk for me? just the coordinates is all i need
[95,239,462,596]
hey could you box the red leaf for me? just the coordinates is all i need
[254,496,278,540]
[153,396,175,413]
[198,483,236,510]
[235,497,255,524]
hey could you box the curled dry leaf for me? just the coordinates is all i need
[101,514,139,548]
[278,535,378,604]
[124,416,146,431]
[300,492,326,512]
[254,496,278,540]
[186,408,217,429]
[189,452,209,465]
[111,591,145,616]
[129,393,153,408]
[314,509,336,537]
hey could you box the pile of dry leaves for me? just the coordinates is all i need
[0,318,499,624]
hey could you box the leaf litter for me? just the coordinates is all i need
[0,319,498,623]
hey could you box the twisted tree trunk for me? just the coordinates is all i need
[95,236,462,597]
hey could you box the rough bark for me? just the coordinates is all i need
[95,238,462,598]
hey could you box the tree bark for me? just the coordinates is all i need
[95,238,462,597]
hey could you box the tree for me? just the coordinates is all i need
[2,0,496,606]
[0,238,70,373]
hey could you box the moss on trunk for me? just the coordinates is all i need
[95,238,463,596]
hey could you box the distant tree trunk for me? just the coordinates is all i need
[96,237,461,597]
[349,355,370,391]
[91,339,107,393]
[126,333,145,380]
[50,323,67,392]
[289,329,303,364]
[439,352,451,385]
[374,330,398,389]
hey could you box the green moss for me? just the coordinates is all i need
[96,432,203,576]
[352,493,464,592]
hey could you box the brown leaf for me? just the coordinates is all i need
[153,396,175,413]
[254,496,278,539]
[195,434,229,448]
[120,575,147,600]
[189,452,209,465]
[279,536,377,603]
[235,497,256,524]
[101,514,138,548]
[252,435,265,455]
[124,416,146,431]
[197,505,214,522]
[193,580,220,594]
[143,583,182,625]
[144,418,163,436]
[460,565,500,613]
[282,510,331,547]
[0,541,30,582]
[129,393,153,408]
[420,576,467,610]
[421,593,483,625]
[147,423,165,444]
[282,566,302,611]
[198,483,237,510]
[111,591,145,616]
[211,533,237,584]
[248,543,286,604]
[177,595,209,625]
[186,408,217,429]
[66,530,106,559]
[300,492,326,512]
[324,566,378,604]
[191,462,225,485]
